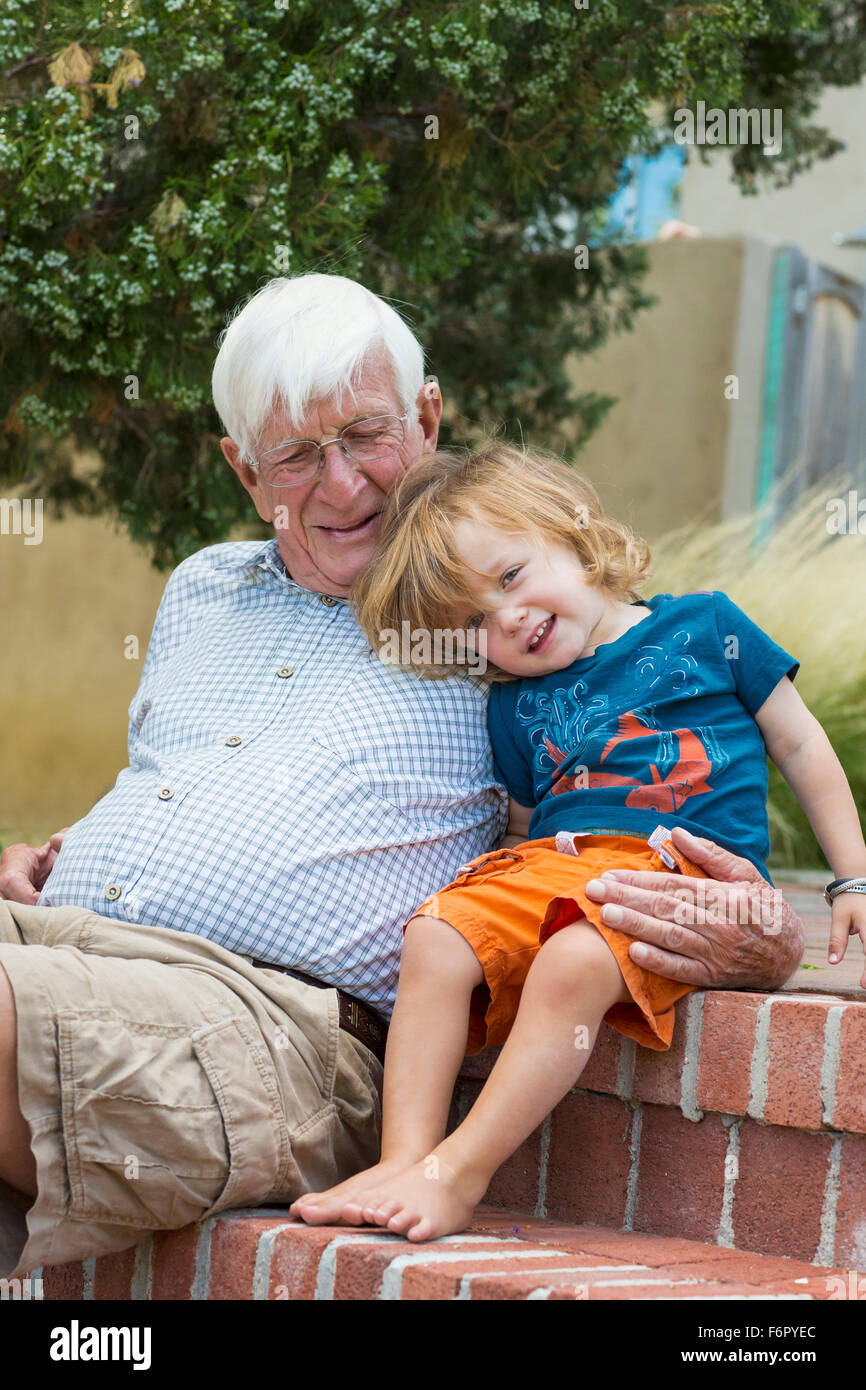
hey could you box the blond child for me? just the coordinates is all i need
[291,444,866,1242]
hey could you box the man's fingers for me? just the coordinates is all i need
[591,868,686,896]
[586,872,710,926]
[626,937,711,986]
[669,827,764,884]
[0,871,40,906]
[596,895,710,958]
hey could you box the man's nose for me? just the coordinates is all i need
[315,440,366,496]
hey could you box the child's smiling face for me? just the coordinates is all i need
[452,518,621,676]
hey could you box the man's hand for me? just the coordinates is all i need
[0,829,69,906]
[583,826,805,990]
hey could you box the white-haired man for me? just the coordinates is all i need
[0,274,803,1277]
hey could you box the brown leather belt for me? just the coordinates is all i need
[250,959,388,1066]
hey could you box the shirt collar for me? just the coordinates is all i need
[210,537,346,602]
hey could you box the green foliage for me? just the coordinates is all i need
[1,0,863,565]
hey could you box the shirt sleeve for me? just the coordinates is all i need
[487,682,536,807]
[126,569,177,757]
[711,592,800,716]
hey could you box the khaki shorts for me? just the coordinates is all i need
[0,901,383,1279]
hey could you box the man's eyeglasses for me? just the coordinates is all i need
[247,412,411,489]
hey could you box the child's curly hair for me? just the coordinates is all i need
[351,442,651,680]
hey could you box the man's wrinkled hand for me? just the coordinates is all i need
[0,829,69,905]
[583,826,805,990]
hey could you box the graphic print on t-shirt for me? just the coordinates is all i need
[515,633,731,813]
[543,709,718,814]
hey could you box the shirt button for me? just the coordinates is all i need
[105,884,121,901]
[276,665,294,678]
[158,786,174,800]
[320,594,338,606]
[225,735,242,747]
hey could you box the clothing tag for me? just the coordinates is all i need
[648,824,678,869]
[555,831,591,857]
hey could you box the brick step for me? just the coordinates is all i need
[35,1210,861,1301]
[455,984,866,1270]
[32,884,866,1298]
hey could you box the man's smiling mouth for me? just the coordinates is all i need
[319,511,380,537]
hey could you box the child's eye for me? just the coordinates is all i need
[466,613,485,631]
[501,566,521,587]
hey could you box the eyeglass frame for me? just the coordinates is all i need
[245,411,413,489]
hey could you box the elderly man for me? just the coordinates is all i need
[0,273,803,1278]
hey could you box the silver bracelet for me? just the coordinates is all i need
[824,877,866,906]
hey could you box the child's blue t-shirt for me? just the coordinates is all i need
[486,592,799,880]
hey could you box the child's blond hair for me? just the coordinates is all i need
[351,442,651,680]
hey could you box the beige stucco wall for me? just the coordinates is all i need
[0,515,167,841]
[567,237,746,543]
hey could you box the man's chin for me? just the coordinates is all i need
[314,531,381,590]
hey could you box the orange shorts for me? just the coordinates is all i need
[406,831,709,1056]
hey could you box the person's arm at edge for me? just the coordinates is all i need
[756,675,866,985]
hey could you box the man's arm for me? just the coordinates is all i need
[584,825,805,990]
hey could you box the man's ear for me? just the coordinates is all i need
[416,376,442,453]
[221,436,274,523]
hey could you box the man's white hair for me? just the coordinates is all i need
[211,273,426,461]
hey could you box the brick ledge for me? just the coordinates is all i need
[35,1209,861,1301]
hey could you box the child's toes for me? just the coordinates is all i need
[386,1206,418,1235]
[363,1196,401,1226]
[407,1216,434,1243]
[340,1195,374,1224]
[289,1197,319,1219]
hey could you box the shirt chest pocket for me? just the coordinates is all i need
[129,670,293,757]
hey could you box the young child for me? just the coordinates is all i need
[290,443,866,1242]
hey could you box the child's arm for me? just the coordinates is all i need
[501,797,534,850]
[756,675,866,982]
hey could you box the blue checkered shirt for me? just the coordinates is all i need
[39,539,508,1016]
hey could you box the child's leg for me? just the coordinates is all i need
[347,920,630,1241]
[289,914,483,1224]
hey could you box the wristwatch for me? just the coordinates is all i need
[824,876,866,906]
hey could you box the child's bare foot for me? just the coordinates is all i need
[341,1152,489,1242]
[289,1157,418,1226]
